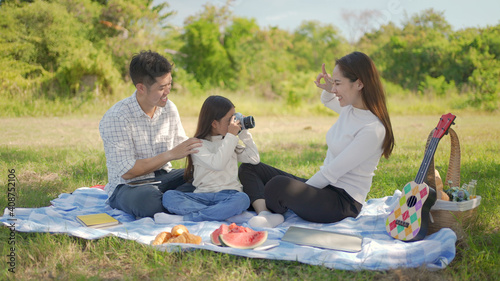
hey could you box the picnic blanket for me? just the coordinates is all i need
[1,187,456,271]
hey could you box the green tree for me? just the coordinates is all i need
[0,0,116,97]
[224,16,300,96]
[244,26,298,98]
[95,0,175,79]
[180,18,233,88]
[177,2,235,88]
[376,9,452,90]
[291,20,348,71]
[358,22,401,71]
[0,0,175,98]
[441,25,499,109]
[443,28,479,85]
[481,25,500,59]
[223,17,260,88]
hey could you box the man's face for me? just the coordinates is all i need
[143,73,173,108]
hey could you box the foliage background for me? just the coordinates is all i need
[1,1,499,279]
[0,0,499,116]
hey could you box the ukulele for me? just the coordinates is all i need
[385,113,456,242]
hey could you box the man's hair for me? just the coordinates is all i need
[129,50,172,87]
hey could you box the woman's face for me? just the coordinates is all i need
[331,65,365,109]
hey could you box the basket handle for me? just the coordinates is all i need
[424,127,461,188]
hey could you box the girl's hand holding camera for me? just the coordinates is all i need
[228,116,242,136]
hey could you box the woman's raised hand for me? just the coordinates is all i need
[314,63,334,92]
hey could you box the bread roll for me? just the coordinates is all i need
[171,225,189,236]
[151,231,172,245]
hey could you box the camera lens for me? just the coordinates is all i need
[242,116,255,130]
[234,113,255,130]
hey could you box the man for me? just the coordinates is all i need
[99,50,202,218]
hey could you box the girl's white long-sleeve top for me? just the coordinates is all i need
[192,130,260,193]
[305,90,386,204]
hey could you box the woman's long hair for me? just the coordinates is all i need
[184,95,235,181]
[336,51,395,158]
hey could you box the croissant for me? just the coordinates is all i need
[171,224,189,236]
[151,231,173,245]
[184,232,202,244]
[151,224,202,245]
[165,232,202,245]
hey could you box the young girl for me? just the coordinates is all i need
[240,51,395,225]
[158,95,260,223]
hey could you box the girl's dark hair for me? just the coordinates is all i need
[335,51,395,158]
[129,50,172,87]
[184,95,235,181]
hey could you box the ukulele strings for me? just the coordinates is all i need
[415,137,440,184]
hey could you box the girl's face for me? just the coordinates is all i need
[211,107,236,136]
[331,65,365,109]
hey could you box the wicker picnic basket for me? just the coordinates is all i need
[423,128,481,238]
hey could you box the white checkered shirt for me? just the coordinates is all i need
[99,92,188,196]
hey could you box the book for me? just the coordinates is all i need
[281,226,362,253]
[127,179,162,187]
[76,213,120,229]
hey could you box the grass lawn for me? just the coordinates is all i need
[0,112,499,280]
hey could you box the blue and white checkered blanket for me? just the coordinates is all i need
[1,187,456,271]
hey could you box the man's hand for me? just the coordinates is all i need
[314,63,334,92]
[122,138,202,180]
[167,138,203,161]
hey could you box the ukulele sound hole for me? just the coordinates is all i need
[406,195,417,208]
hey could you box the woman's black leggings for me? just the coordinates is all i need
[239,162,362,223]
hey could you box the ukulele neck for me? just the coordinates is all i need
[414,137,440,184]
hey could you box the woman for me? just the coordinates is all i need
[240,51,395,224]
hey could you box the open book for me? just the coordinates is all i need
[76,213,120,229]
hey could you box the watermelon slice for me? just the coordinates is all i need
[219,231,268,249]
[210,223,256,245]
[228,223,254,233]
[210,224,230,245]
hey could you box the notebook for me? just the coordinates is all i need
[281,226,363,252]
[76,213,120,229]
[128,179,161,187]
